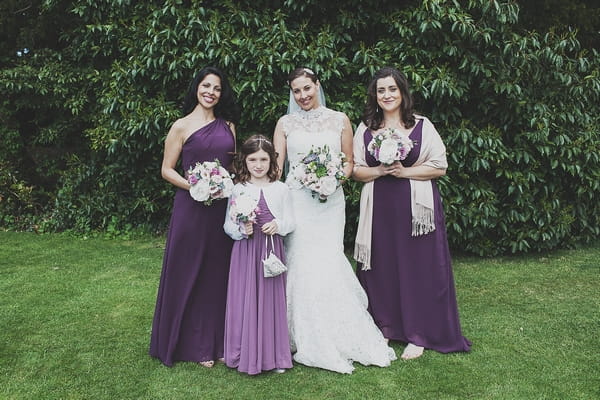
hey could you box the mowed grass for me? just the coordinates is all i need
[0,231,598,399]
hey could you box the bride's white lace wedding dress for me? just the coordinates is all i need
[281,106,396,374]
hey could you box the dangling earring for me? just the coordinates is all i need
[376,105,380,113]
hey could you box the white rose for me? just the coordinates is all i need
[189,180,210,202]
[378,138,398,165]
[235,194,256,216]
[319,175,338,196]
[293,165,306,180]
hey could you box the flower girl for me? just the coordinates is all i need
[223,135,295,375]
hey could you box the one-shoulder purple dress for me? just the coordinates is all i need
[357,119,471,354]
[150,119,235,366]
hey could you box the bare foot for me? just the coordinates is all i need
[217,358,225,363]
[199,360,214,368]
[401,343,424,360]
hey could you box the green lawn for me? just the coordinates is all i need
[1,231,598,400]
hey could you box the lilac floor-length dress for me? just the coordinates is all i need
[150,119,234,366]
[224,191,292,374]
[357,119,471,353]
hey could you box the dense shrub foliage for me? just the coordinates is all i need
[1,0,599,255]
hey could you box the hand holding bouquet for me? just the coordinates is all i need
[187,159,234,205]
[292,145,347,203]
[229,192,259,225]
[367,128,415,165]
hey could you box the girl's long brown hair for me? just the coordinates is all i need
[233,135,279,183]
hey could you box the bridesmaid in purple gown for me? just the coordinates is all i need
[150,67,240,367]
[223,135,294,375]
[353,67,471,360]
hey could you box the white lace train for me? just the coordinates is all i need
[283,107,396,373]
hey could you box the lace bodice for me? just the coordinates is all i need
[281,107,345,166]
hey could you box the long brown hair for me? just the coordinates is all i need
[286,67,318,86]
[362,67,415,131]
[233,135,280,183]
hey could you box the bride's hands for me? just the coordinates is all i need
[261,221,278,236]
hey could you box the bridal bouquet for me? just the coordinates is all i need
[367,128,415,165]
[229,192,260,225]
[292,145,347,203]
[187,159,234,205]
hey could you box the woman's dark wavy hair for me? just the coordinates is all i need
[181,66,240,124]
[362,67,415,131]
[286,67,318,87]
[233,135,280,184]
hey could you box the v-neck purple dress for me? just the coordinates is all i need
[150,119,235,366]
[357,119,471,353]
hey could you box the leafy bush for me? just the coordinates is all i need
[1,0,599,255]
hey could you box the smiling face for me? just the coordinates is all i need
[376,76,402,114]
[196,74,222,109]
[290,76,320,111]
[246,149,271,181]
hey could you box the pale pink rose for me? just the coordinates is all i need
[189,180,210,201]
[319,175,338,196]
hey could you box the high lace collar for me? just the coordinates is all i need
[295,106,326,120]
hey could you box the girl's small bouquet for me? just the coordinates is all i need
[291,145,347,203]
[229,192,260,234]
[187,159,234,205]
[367,128,415,165]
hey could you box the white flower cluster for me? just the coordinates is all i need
[367,128,414,165]
[187,159,234,205]
[291,145,347,203]
[229,192,259,224]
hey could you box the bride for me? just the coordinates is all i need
[273,67,396,373]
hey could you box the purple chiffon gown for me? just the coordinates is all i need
[357,119,471,353]
[149,119,234,366]
[224,191,292,374]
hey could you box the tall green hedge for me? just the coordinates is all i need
[1,0,599,255]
